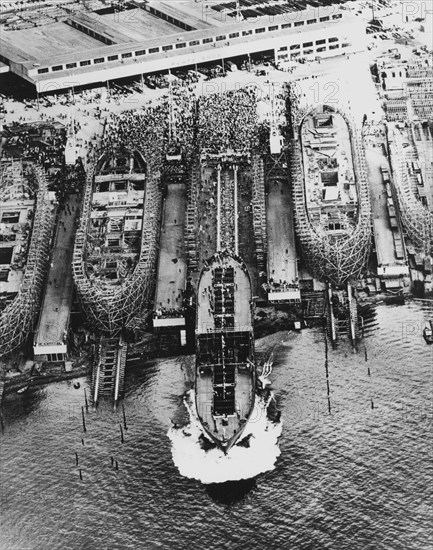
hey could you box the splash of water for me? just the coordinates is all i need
[168,388,282,485]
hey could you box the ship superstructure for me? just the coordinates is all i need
[195,251,255,453]
[290,103,371,285]
[73,147,157,335]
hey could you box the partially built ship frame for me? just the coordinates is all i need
[0,161,55,357]
[73,148,162,336]
[289,92,371,286]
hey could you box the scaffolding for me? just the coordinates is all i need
[388,127,433,254]
[185,158,200,274]
[73,157,162,336]
[251,155,268,273]
[289,97,371,286]
[0,163,56,357]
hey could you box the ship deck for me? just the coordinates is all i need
[85,151,146,285]
[195,252,255,448]
[195,362,254,443]
[196,252,252,333]
[0,163,35,309]
[300,106,358,235]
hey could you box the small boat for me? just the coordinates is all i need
[423,321,433,344]
[16,385,29,394]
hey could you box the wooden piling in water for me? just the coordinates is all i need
[81,406,87,433]
[122,404,128,431]
[120,424,124,444]
[84,388,89,413]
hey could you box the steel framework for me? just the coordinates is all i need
[73,157,162,336]
[0,163,56,357]
[388,127,433,254]
[289,98,371,286]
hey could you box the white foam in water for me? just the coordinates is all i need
[168,387,282,485]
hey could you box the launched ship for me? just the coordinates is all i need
[195,250,256,453]
[291,103,371,285]
[73,147,156,335]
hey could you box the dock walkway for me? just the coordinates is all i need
[266,179,300,302]
[365,143,408,282]
[153,184,186,328]
[33,195,79,360]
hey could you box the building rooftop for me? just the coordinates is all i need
[146,0,225,29]
[98,9,181,41]
[1,22,103,63]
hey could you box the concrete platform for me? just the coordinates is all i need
[154,184,186,315]
[266,179,299,298]
[34,195,79,358]
[365,144,400,266]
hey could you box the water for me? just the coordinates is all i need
[1,302,432,550]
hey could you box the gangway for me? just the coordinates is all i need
[92,336,127,409]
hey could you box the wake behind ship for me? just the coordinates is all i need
[73,147,150,335]
[195,251,256,453]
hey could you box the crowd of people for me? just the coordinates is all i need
[102,80,197,168]
[198,89,259,154]
[153,306,185,319]
[2,122,66,169]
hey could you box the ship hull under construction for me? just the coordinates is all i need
[291,104,371,286]
[195,251,256,453]
[0,162,55,357]
[73,148,160,335]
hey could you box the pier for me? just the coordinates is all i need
[33,195,79,362]
[266,177,301,304]
[365,142,409,288]
[153,183,187,336]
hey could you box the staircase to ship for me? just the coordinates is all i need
[92,336,127,409]
[326,284,359,345]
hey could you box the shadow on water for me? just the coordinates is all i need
[205,478,257,505]
[2,387,47,425]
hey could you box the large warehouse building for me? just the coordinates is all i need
[0,0,366,93]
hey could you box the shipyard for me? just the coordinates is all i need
[1,0,432,547]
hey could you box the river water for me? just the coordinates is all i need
[1,302,432,550]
